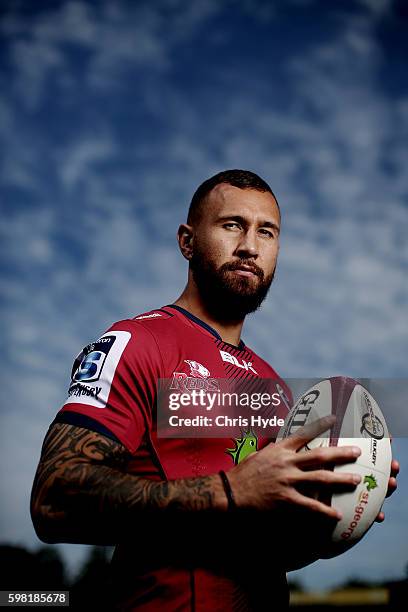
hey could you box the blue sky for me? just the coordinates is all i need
[0,0,407,590]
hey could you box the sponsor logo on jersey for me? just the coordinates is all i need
[68,382,102,399]
[219,350,258,374]
[135,312,162,320]
[65,330,131,409]
[72,335,116,383]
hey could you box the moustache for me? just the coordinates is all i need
[222,260,264,279]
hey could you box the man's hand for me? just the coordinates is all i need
[227,415,362,518]
[374,457,399,522]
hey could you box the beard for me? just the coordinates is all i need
[190,247,275,322]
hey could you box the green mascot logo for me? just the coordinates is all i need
[364,474,378,491]
[226,430,258,465]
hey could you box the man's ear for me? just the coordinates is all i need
[177,223,194,260]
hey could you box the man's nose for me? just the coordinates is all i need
[234,229,259,258]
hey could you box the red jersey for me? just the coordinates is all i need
[53,304,292,611]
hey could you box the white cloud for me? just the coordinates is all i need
[10,38,65,109]
[59,136,116,190]
[357,0,390,18]
[1,0,226,105]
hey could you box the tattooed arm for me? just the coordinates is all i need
[31,417,364,548]
[30,423,228,545]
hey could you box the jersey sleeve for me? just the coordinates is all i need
[53,320,163,454]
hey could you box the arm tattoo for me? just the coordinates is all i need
[31,424,219,544]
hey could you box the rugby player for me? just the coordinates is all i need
[30,170,398,610]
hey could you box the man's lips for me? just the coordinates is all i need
[227,264,261,277]
[233,269,256,277]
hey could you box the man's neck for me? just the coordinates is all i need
[173,292,245,347]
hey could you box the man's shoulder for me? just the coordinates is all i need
[132,307,174,323]
[106,306,179,339]
[89,307,180,368]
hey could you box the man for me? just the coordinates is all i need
[30,170,398,610]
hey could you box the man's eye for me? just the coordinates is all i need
[259,228,274,238]
[224,222,241,230]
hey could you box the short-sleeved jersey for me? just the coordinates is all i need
[52,304,292,611]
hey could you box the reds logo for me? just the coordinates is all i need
[170,360,219,391]
[184,360,210,378]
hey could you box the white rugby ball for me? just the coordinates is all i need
[277,377,391,558]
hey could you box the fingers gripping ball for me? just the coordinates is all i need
[277,377,391,559]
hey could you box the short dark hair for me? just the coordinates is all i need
[187,169,279,225]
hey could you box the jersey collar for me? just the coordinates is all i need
[164,304,246,351]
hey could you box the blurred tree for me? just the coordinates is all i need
[0,544,66,590]
[288,578,305,593]
[339,577,382,589]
